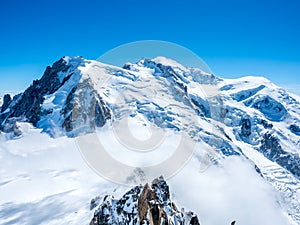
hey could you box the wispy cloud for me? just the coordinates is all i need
[170,157,290,225]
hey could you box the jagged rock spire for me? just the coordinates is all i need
[90,177,201,225]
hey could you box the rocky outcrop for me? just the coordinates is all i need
[61,79,111,135]
[259,133,300,178]
[0,58,71,129]
[1,94,12,113]
[241,118,251,137]
[90,177,200,225]
[0,57,111,135]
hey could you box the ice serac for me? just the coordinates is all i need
[90,177,200,225]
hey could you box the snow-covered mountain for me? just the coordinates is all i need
[0,56,300,224]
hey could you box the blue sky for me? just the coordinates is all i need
[0,0,300,95]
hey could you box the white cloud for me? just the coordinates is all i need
[169,156,290,225]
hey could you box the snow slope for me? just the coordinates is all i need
[0,123,292,225]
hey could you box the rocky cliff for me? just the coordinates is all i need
[90,177,201,225]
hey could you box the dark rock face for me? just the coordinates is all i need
[241,118,251,137]
[190,97,210,117]
[90,177,201,225]
[9,80,45,126]
[61,79,111,134]
[61,87,77,132]
[0,57,111,135]
[259,133,300,178]
[94,97,111,127]
[38,58,71,95]
[0,58,70,130]
[1,94,12,113]
[260,119,273,129]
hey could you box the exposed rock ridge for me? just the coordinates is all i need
[90,177,200,225]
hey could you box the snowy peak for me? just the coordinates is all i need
[129,56,219,84]
[0,56,112,137]
[141,56,188,71]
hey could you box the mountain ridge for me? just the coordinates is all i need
[1,56,300,224]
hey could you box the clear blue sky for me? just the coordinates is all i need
[1,0,300,95]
